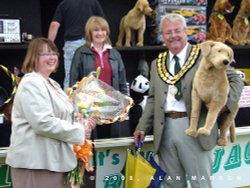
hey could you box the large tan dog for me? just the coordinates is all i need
[115,0,152,47]
[206,0,238,45]
[185,41,239,146]
[232,0,250,45]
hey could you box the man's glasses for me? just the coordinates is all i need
[163,29,185,36]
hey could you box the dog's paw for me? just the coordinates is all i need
[217,138,227,146]
[185,128,197,137]
[124,43,131,47]
[136,42,143,47]
[116,42,122,47]
[197,127,211,136]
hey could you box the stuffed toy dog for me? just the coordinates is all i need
[116,0,152,47]
[247,24,250,45]
[232,0,250,45]
[206,0,238,45]
[185,41,239,146]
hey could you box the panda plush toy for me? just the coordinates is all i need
[129,74,149,134]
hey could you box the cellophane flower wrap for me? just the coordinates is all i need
[65,70,134,186]
[68,71,134,125]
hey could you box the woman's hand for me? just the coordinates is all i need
[84,117,97,139]
[74,112,97,139]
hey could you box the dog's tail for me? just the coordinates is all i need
[230,122,236,143]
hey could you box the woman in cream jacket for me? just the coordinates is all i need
[6,37,95,188]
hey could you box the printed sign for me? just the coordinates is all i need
[94,137,250,188]
[239,86,250,108]
[0,130,250,188]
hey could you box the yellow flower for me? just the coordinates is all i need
[81,109,88,115]
[77,102,88,109]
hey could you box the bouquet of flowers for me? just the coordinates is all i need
[65,68,134,186]
[67,69,134,125]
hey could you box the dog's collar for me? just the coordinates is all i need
[156,45,200,85]
[211,12,225,20]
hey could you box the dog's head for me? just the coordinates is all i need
[200,40,234,70]
[239,0,250,16]
[136,0,153,16]
[212,0,235,14]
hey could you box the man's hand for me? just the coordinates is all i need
[133,130,145,145]
[71,185,80,188]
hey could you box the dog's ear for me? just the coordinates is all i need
[228,47,235,64]
[137,5,144,12]
[200,40,215,56]
[136,1,144,12]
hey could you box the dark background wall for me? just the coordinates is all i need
[0,0,42,37]
[0,0,249,126]
[0,0,42,77]
[0,0,246,84]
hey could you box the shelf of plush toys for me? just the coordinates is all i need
[115,44,250,54]
[1,43,249,54]
[115,45,167,51]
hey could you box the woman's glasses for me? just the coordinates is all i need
[39,52,58,56]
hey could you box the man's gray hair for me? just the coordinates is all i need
[159,13,187,32]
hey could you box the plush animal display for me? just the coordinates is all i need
[247,16,250,44]
[185,41,239,146]
[145,0,158,45]
[115,0,153,47]
[129,74,149,134]
[247,29,250,45]
[206,0,238,45]
[232,0,250,45]
[129,59,149,134]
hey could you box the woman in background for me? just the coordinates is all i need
[70,16,128,139]
[6,37,95,188]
